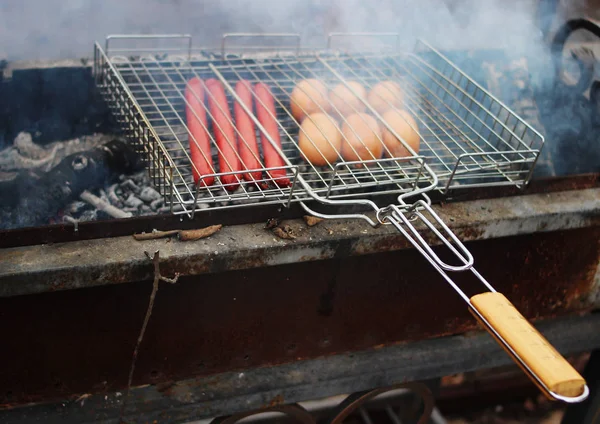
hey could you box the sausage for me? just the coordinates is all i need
[205,78,241,191]
[253,83,291,187]
[184,77,215,186]
[234,80,263,184]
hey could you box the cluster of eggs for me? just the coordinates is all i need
[289,78,420,166]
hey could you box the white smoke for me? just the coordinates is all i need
[0,0,574,60]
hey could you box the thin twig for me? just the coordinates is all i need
[119,250,179,423]
[132,229,180,241]
[133,225,223,241]
[178,224,222,241]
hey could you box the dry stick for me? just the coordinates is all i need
[178,224,222,241]
[132,229,180,241]
[119,250,179,423]
[81,190,133,219]
[132,225,222,241]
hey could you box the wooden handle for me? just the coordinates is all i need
[469,292,585,399]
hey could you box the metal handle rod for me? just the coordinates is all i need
[391,199,497,292]
[388,202,474,272]
[383,211,589,403]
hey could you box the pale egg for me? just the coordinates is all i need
[341,113,383,162]
[290,79,330,122]
[367,81,404,114]
[329,81,367,118]
[298,113,342,166]
[381,109,420,157]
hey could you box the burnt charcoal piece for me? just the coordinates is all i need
[0,139,143,229]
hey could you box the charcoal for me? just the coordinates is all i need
[140,205,152,214]
[78,209,98,222]
[96,210,116,220]
[124,194,143,208]
[138,186,161,202]
[107,184,120,204]
[132,171,147,184]
[68,201,88,214]
[150,198,164,210]
[0,138,143,229]
[121,179,140,193]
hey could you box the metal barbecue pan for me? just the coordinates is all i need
[94,32,589,403]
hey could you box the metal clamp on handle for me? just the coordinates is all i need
[221,33,301,56]
[386,200,474,272]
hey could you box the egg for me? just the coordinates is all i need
[341,113,383,162]
[329,81,367,118]
[298,113,342,166]
[290,79,330,122]
[367,81,404,114]
[381,109,420,157]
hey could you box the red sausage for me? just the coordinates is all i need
[184,77,215,186]
[253,83,291,187]
[234,80,263,184]
[205,79,241,191]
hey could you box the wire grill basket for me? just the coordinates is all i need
[94,34,543,216]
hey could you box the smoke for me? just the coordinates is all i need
[0,0,597,176]
[0,0,546,60]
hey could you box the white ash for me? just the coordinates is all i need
[61,169,159,223]
[0,131,114,179]
[0,130,359,226]
[124,193,144,209]
[138,186,162,202]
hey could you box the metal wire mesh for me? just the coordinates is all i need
[94,35,543,216]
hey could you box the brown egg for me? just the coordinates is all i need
[290,79,330,122]
[329,81,367,118]
[367,81,404,114]
[341,113,383,162]
[298,113,342,166]
[381,110,420,157]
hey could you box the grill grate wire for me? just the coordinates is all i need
[94,35,543,216]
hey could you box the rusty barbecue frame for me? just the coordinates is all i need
[1,185,598,298]
[0,314,598,424]
[0,173,597,250]
[0,225,598,406]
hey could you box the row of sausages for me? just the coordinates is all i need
[184,77,290,191]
